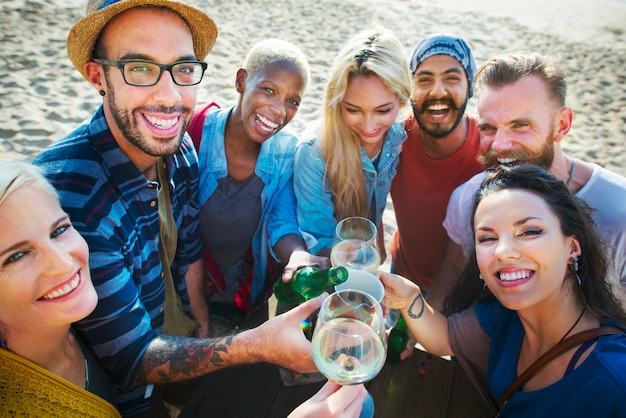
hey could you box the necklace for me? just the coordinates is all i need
[369,141,383,160]
[565,158,575,188]
[84,358,89,389]
[558,305,586,344]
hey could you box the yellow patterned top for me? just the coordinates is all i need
[0,348,121,417]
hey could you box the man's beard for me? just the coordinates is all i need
[412,97,467,139]
[479,129,555,170]
[105,80,190,158]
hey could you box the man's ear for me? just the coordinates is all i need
[553,107,573,143]
[85,61,105,93]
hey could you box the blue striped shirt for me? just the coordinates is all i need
[34,106,202,412]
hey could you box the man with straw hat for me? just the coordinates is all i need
[34,1,333,416]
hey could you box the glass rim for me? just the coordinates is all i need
[335,216,377,241]
[319,288,383,330]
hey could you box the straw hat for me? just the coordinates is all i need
[67,0,218,80]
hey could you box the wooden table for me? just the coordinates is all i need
[179,348,493,418]
[179,298,493,417]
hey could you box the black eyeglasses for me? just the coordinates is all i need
[93,59,208,86]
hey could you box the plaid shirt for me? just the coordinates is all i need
[34,106,202,413]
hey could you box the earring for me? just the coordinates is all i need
[570,257,582,286]
[0,330,6,348]
[99,90,106,97]
[478,273,487,290]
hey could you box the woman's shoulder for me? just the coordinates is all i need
[269,128,299,147]
[295,122,322,153]
[263,129,300,162]
[474,300,519,337]
[386,121,408,145]
[594,328,626,368]
[189,102,222,147]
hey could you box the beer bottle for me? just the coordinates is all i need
[386,316,409,364]
[273,266,349,305]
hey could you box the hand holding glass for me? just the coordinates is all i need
[312,290,386,385]
[330,217,381,273]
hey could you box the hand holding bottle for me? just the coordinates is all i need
[274,266,349,305]
[282,250,330,282]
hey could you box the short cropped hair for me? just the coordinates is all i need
[474,52,567,107]
[242,39,310,90]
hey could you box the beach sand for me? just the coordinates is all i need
[1,0,625,266]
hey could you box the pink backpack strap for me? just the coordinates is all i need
[188,101,220,151]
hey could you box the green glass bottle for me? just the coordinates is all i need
[386,316,409,364]
[273,266,349,305]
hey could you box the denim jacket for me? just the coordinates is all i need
[196,106,302,305]
[293,120,407,255]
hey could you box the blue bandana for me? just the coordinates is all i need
[409,34,477,98]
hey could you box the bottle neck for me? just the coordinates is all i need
[325,266,349,285]
[395,316,407,330]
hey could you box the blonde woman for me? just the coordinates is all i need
[0,160,119,417]
[294,26,411,257]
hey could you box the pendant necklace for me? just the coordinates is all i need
[565,158,575,188]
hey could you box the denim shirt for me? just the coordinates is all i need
[196,106,302,305]
[293,120,407,255]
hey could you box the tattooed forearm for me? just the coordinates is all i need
[140,334,235,383]
[407,292,425,319]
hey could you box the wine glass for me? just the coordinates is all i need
[312,289,387,385]
[330,217,381,273]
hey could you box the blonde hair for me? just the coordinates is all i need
[0,160,58,206]
[242,38,310,90]
[321,26,411,220]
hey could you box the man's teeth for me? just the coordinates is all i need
[42,276,80,300]
[498,270,531,281]
[497,158,518,165]
[428,103,449,111]
[145,115,178,129]
[257,114,279,129]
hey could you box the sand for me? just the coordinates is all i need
[1,0,625,265]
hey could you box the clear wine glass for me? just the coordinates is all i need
[330,217,381,273]
[311,289,387,385]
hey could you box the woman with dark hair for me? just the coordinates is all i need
[380,164,626,416]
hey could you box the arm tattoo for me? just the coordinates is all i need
[407,292,425,319]
[142,334,235,383]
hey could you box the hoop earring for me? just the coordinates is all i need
[570,257,582,286]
